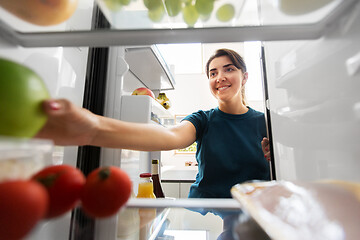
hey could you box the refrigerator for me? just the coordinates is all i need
[0,0,359,239]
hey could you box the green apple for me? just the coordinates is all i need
[182,4,199,27]
[120,0,131,6]
[278,0,333,15]
[143,0,163,11]
[0,58,50,138]
[200,13,211,22]
[165,0,182,17]
[148,4,165,22]
[195,0,214,16]
[216,4,235,22]
[103,0,123,10]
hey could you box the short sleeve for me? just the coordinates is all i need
[181,110,208,141]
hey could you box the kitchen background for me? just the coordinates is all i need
[148,42,265,198]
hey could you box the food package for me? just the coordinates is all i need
[231,180,360,240]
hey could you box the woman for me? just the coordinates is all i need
[37,48,271,198]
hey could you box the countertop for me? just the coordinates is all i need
[161,166,198,182]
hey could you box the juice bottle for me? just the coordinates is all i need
[136,173,156,198]
[136,173,156,239]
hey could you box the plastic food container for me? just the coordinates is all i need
[0,137,53,182]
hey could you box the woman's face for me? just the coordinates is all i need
[208,55,247,103]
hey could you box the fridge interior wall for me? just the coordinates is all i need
[263,2,360,181]
[118,95,163,195]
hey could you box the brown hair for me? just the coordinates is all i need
[206,48,247,105]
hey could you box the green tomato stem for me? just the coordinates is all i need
[35,173,60,188]
[98,167,111,180]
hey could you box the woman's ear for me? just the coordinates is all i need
[242,72,248,86]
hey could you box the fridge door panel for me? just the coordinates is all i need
[0,46,91,240]
[0,3,94,240]
[0,46,89,162]
[264,3,360,181]
[100,47,128,168]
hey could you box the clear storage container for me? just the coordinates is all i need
[0,137,53,182]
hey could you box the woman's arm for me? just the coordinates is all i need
[36,99,197,151]
[93,115,196,151]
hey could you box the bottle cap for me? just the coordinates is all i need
[152,159,159,164]
[140,173,151,178]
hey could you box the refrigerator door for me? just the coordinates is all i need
[263,2,360,181]
[0,3,95,240]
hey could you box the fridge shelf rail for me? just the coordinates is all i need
[126,198,241,210]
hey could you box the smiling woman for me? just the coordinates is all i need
[206,49,248,109]
[174,48,270,200]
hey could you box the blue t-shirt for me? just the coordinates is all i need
[182,107,270,198]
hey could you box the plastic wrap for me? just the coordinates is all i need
[231,180,360,240]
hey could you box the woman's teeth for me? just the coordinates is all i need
[218,86,230,90]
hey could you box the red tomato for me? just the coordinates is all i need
[0,180,49,240]
[81,166,132,218]
[32,164,85,219]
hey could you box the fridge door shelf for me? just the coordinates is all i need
[120,95,173,123]
[152,101,173,120]
[124,45,175,91]
[0,0,357,47]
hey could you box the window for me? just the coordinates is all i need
[157,43,203,74]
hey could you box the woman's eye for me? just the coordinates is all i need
[226,68,234,72]
[210,72,216,77]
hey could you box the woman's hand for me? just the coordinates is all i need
[261,137,271,161]
[35,99,100,146]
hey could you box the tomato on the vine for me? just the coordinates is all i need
[32,164,86,219]
[81,166,132,218]
[0,180,49,240]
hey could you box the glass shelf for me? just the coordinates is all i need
[114,198,268,240]
[0,0,356,47]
